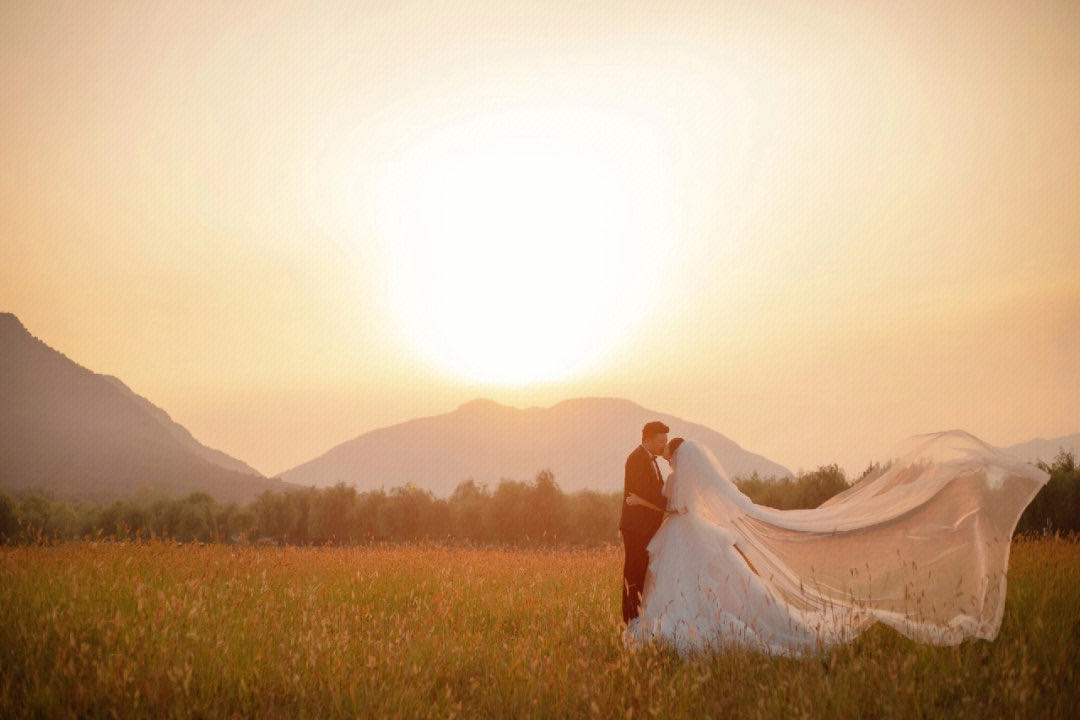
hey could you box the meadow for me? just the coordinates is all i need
[2,537,1078,719]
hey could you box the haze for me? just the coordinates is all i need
[3,0,1077,477]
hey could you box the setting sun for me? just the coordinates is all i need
[372,105,676,383]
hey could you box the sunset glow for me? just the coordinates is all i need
[2,0,1077,476]
[371,104,675,382]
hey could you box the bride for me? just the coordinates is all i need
[622,430,1050,656]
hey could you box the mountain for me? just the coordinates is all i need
[0,312,290,504]
[1002,433,1080,465]
[277,396,793,496]
[94,373,261,476]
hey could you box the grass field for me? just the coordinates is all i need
[2,537,1078,719]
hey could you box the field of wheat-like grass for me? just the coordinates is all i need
[1,537,1078,719]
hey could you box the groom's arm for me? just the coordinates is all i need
[646,472,669,512]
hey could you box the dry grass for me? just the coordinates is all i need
[1,537,1077,719]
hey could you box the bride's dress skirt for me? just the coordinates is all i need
[623,430,1050,656]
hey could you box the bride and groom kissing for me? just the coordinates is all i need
[613,419,1050,655]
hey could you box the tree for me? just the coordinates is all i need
[1017,450,1079,536]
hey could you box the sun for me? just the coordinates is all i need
[372,107,675,384]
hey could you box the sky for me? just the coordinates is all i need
[2,0,1078,478]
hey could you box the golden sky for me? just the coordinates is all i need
[3,0,1078,477]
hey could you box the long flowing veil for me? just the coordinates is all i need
[665,430,1050,648]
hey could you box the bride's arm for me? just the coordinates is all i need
[626,492,680,515]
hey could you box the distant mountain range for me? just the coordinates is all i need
[3,311,1071,505]
[1001,434,1080,465]
[0,312,291,504]
[276,396,794,496]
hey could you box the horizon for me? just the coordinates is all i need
[3,1,1078,478]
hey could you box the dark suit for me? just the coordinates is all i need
[618,443,669,623]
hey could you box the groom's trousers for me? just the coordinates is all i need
[621,528,650,623]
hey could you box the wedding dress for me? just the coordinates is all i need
[623,430,1049,656]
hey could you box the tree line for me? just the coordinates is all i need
[1015,450,1080,535]
[0,452,1075,545]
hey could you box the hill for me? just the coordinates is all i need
[1002,433,1080,465]
[277,396,792,496]
[0,312,290,504]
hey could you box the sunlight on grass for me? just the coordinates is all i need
[1,538,1077,718]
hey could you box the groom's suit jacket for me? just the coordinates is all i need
[618,444,669,538]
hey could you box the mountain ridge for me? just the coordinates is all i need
[0,312,288,504]
[1002,433,1080,465]
[277,395,794,496]
[7,311,1069,505]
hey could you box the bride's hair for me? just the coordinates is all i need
[667,437,685,457]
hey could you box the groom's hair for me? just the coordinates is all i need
[642,421,669,440]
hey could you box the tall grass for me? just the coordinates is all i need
[1,537,1077,718]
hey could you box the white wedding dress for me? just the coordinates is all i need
[623,430,1049,656]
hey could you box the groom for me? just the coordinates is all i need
[619,420,670,623]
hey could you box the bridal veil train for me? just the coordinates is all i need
[623,430,1050,656]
